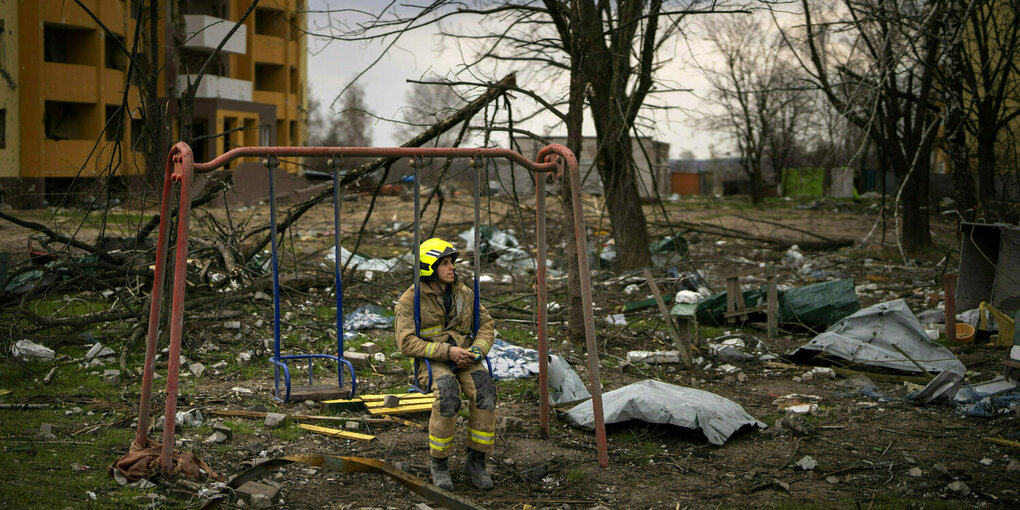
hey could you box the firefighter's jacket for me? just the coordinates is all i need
[395,279,495,361]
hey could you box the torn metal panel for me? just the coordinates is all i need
[789,299,966,374]
[223,454,484,510]
[563,379,765,445]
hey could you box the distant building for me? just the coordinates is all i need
[499,136,670,199]
[0,0,308,208]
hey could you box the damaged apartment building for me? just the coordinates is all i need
[0,0,308,208]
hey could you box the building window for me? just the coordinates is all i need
[255,8,288,38]
[130,117,145,152]
[105,34,128,71]
[43,24,98,65]
[44,101,98,140]
[0,108,6,149]
[254,63,285,92]
[105,105,125,141]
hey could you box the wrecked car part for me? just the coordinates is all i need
[789,299,966,375]
[220,454,484,510]
[563,379,765,445]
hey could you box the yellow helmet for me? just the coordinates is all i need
[419,238,458,277]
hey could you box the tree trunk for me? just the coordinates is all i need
[595,135,652,270]
[941,2,977,216]
[976,130,998,206]
[561,49,586,343]
[899,159,931,252]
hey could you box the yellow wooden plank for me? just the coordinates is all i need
[364,397,434,408]
[298,423,375,442]
[367,403,435,415]
[356,393,432,401]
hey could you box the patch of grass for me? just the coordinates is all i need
[271,422,305,441]
[498,327,535,347]
[27,295,110,318]
[224,420,257,435]
[0,394,193,509]
[497,378,534,400]
[566,468,585,483]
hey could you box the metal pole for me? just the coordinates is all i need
[473,158,481,336]
[268,157,283,400]
[413,157,422,335]
[159,145,195,472]
[536,172,549,437]
[542,148,608,468]
[332,158,344,386]
[135,148,176,447]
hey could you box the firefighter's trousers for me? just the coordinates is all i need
[421,361,497,459]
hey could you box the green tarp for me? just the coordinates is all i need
[694,278,860,331]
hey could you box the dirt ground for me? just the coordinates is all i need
[2,192,1018,509]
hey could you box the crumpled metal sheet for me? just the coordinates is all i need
[563,379,765,445]
[789,299,966,374]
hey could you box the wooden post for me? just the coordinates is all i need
[767,263,778,339]
[643,269,693,366]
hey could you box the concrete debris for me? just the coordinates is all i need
[264,413,286,428]
[1008,459,1020,472]
[38,423,57,440]
[205,431,230,443]
[908,467,923,477]
[225,321,241,329]
[929,463,952,481]
[11,340,55,361]
[344,352,370,368]
[213,423,233,439]
[103,369,121,386]
[946,480,971,497]
[189,363,206,377]
[372,352,386,363]
[85,342,105,360]
[360,342,382,354]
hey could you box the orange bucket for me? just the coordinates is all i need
[955,323,976,344]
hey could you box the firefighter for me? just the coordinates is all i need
[394,237,497,490]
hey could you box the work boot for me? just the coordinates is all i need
[463,447,494,490]
[430,457,454,490]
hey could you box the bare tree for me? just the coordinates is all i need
[396,82,468,148]
[775,0,941,251]
[701,15,814,204]
[307,84,373,170]
[938,0,1020,220]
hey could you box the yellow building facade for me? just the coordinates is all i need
[3,0,307,207]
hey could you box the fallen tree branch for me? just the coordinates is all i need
[241,72,517,263]
[649,219,853,250]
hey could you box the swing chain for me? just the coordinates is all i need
[470,155,483,168]
[408,155,425,168]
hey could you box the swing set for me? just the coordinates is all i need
[132,142,609,475]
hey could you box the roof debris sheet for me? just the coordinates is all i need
[563,379,765,445]
[789,299,966,374]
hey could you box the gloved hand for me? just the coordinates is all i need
[468,346,484,362]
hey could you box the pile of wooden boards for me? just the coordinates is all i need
[323,393,435,416]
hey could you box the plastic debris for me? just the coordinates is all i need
[564,379,765,445]
[344,304,394,332]
[707,334,774,363]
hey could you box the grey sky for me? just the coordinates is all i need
[305,1,724,159]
